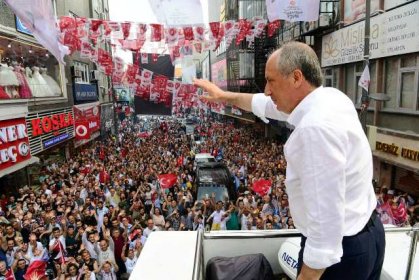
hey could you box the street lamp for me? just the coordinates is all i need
[369,93,391,126]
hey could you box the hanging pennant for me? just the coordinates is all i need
[193,25,206,41]
[120,22,132,40]
[150,24,163,42]
[165,27,179,45]
[209,22,221,40]
[183,26,194,41]
[267,20,281,38]
[90,19,103,32]
[108,21,123,39]
[141,53,149,64]
[137,23,148,41]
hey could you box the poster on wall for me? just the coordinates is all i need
[344,0,380,24]
[114,87,132,103]
[74,102,101,147]
[322,0,419,67]
[0,118,31,172]
[211,59,227,90]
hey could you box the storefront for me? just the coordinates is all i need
[369,126,419,197]
[74,102,101,148]
[0,105,39,191]
[25,107,75,185]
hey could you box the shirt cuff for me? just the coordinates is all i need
[251,93,270,123]
[303,239,342,269]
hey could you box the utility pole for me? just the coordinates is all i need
[360,0,371,133]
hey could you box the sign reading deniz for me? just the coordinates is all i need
[0,118,31,171]
[74,83,98,102]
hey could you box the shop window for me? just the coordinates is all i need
[73,61,90,84]
[0,36,63,100]
[384,54,419,112]
[323,67,339,88]
[239,52,254,79]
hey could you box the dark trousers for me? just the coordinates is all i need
[297,214,385,280]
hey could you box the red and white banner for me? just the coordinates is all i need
[73,102,101,147]
[0,118,31,172]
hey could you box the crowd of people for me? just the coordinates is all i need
[0,114,417,279]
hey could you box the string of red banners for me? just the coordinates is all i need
[59,16,281,58]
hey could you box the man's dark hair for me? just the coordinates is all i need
[52,227,60,232]
[275,41,323,87]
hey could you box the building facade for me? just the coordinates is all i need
[0,0,112,191]
[205,0,419,191]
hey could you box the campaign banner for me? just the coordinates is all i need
[0,118,31,172]
[322,1,419,67]
[73,102,100,147]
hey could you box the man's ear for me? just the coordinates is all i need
[292,69,304,88]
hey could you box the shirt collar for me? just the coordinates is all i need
[287,86,323,128]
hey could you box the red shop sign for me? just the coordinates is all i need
[0,118,31,171]
[73,104,100,141]
[30,112,74,137]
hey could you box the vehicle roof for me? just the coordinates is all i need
[195,153,214,159]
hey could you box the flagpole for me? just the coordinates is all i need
[360,0,371,133]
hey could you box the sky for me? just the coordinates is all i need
[108,0,209,63]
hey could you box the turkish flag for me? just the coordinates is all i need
[24,260,47,280]
[5,269,14,280]
[252,179,272,196]
[158,174,178,189]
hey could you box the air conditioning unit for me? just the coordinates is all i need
[319,14,331,27]
[91,70,100,81]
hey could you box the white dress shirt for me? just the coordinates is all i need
[251,87,376,269]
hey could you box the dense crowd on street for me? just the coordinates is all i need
[0,115,418,279]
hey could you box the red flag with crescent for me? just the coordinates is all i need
[158,174,178,189]
[252,179,272,196]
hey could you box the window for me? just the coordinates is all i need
[73,61,90,84]
[384,54,419,111]
[323,67,338,88]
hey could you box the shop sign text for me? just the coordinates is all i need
[376,141,419,162]
[31,112,74,137]
[0,118,31,171]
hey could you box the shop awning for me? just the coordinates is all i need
[0,156,40,178]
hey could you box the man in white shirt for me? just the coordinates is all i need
[207,201,229,231]
[194,41,385,280]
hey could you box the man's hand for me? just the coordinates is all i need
[193,79,231,103]
[297,263,325,280]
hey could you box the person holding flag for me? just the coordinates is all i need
[48,227,66,264]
